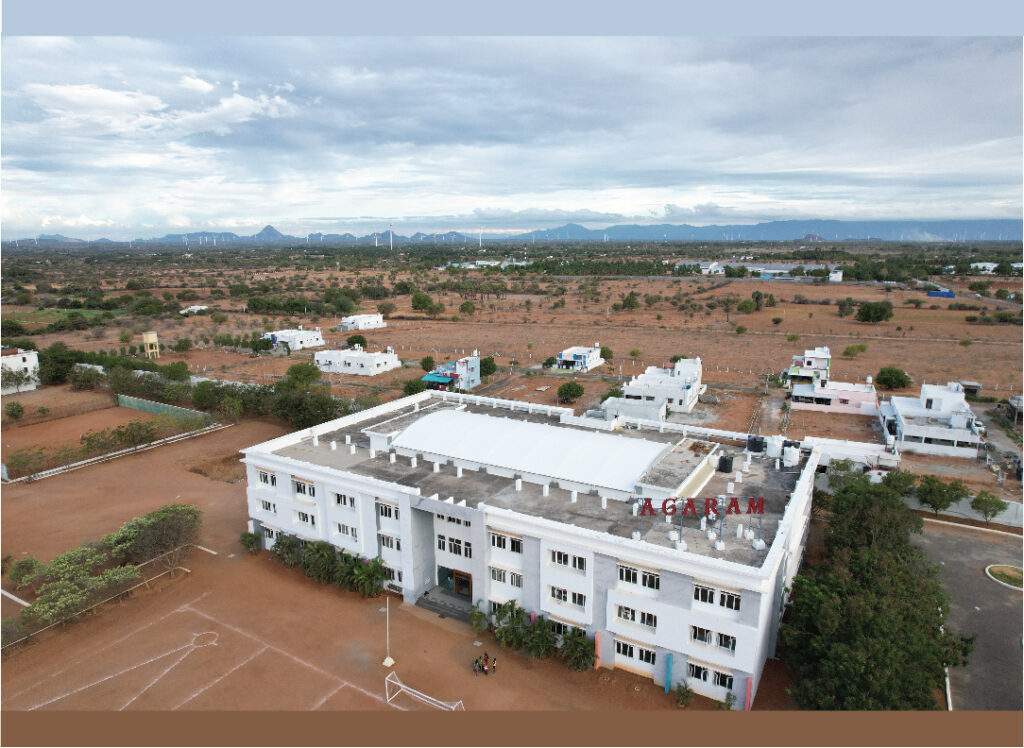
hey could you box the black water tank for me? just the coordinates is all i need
[718,454,734,473]
[783,439,800,449]
[747,436,765,453]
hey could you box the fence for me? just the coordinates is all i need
[1,547,194,653]
[117,394,212,423]
[0,398,115,428]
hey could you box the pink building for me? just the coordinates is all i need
[790,380,879,415]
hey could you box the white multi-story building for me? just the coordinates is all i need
[622,358,703,413]
[242,390,819,708]
[556,343,605,373]
[314,345,401,376]
[782,346,831,388]
[339,314,387,331]
[262,327,326,351]
[878,382,983,458]
[422,354,481,391]
[0,347,39,395]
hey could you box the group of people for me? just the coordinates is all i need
[472,651,496,676]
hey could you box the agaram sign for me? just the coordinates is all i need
[637,497,765,517]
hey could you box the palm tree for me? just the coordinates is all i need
[300,541,338,584]
[559,628,595,671]
[335,551,359,591]
[525,616,559,658]
[494,602,529,649]
[352,556,387,597]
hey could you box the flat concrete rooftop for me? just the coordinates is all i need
[268,398,803,566]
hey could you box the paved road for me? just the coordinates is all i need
[912,521,1022,710]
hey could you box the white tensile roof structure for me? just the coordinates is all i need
[390,409,668,493]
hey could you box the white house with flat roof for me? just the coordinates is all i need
[422,354,481,391]
[314,345,401,376]
[179,305,209,315]
[969,262,998,274]
[0,347,39,395]
[242,389,820,708]
[878,382,982,458]
[262,327,325,351]
[791,380,879,416]
[622,358,703,413]
[783,346,831,388]
[557,343,604,373]
[339,313,387,331]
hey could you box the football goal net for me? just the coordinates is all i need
[384,671,465,711]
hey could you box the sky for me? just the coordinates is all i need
[1,36,1021,240]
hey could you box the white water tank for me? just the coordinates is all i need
[766,435,784,459]
[783,445,800,467]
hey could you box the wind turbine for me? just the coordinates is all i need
[389,224,393,251]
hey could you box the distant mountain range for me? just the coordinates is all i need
[6,219,1021,247]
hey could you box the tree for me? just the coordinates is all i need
[875,367,911,390]
[377,301,397,318]
[411,291,433,311]
[420,356,435,372]
[118,331,132,345]
[971,490,1008,523]
[629,348,642,358]
[916,475,968,515]
[239,532,262,554]
[600,346,613,361]
[559,628,596,671]
[301,541,340,584]
[720,296,737,321]
[842,343,868,357]
[403,378,428,396]
[346,334,367,348]
[272,533,303,568]
[735,326,747,334]
[272,390,339,428]
[557,381,584,403]
[352,556,387,597]
[525,616,559,658]
[494,601,530,649]
[837,298,856,317]
[282,362,322,391]
[826,458,864,494]
[772,317,783,325]
[172,338,193,352]
[621,292,640,311]
[881,470,917,498]
[459,300,476,315]
[751,290,764,311]
[468,601,489,632]
[1,365,35,394]
[855,301,894,323]
[480,356,497,377]
[736,299,756,314]
[103,504,202,576]
[5,401,25,421]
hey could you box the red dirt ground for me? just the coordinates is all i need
[1,407,162,458]
[0,385,114,428]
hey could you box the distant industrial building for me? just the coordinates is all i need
[339,314,387,332]
[262,328,326,352]
[243,390,820,708]
[315,345,401,376]
[422,353,481,391]
[556,343,605,373]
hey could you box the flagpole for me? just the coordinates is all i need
[382,595,395,667]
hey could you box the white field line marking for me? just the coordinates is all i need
[311,682,346,711]
[119,645,199,711]
[193,546,218,555]
[1,588,30,606]
[7,591,213,702]
[27,642,194,711]
[173,645,268,710]
[182,605,399,709]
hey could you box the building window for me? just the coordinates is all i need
[640,612,657,629]
[490,567,507,584]
[379,534,400,551]
[490,532,507,550]
[334,493,353,508]
[448,538,462,556]
[509,572,522,588]
[615,640,634,658]
[297,511,314,527]
[258,471,276,487]
[713,671,734,690]
[551,586,567,603]
[551,620,568,637]
[509,537,522,553]
[490,601,502,615]
[688,663,709,682]
[383,566,403,583]
[377,502,397,520]
[294,480,314,497]
[618,565,638,584]
[571,592,586,608]
[718,633,737,652]
[637,647,657,665]
[641,571,660,590]
[446,516,462,525]
[260,500,276,514]
[551,550,569,566]
[263,528,276,540]
[572,555,586,572]
[691,626,713,644]
[617,605,636,622]
[694,584,715,605]
[464,520,472,528]
[464,541,472,558]
[437,534,446,550]
[719,591,741,611]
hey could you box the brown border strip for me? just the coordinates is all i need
[2,711,1022,747]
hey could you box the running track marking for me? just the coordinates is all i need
[6,591,213,702]
[181,604,405,710]
[193,545,218,555]
[119,632,219,711]
[172,645,268,710]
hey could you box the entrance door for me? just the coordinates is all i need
[453,571,472,599]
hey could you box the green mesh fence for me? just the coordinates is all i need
[117,395,212,423]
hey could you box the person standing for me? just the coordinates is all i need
[492,656,497,674]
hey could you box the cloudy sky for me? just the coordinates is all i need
[1,36,1020,240]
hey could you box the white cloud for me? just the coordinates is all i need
[180,75,215,94]
[40,214,116,228]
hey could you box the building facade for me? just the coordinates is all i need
[339,314,387,331]
[314,345,401,376]
[422,354,481,391]
[0,347,39,395]
[622,358,703,413]
[790,380,879,416]
[782,346,831,387]
[556,343,604,373]
[242,391,818,708]
[878,382,983,458]
[262,327,326,351]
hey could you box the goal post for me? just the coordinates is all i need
[384,671,465,711]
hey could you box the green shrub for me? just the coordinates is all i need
[239,532,262,554]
